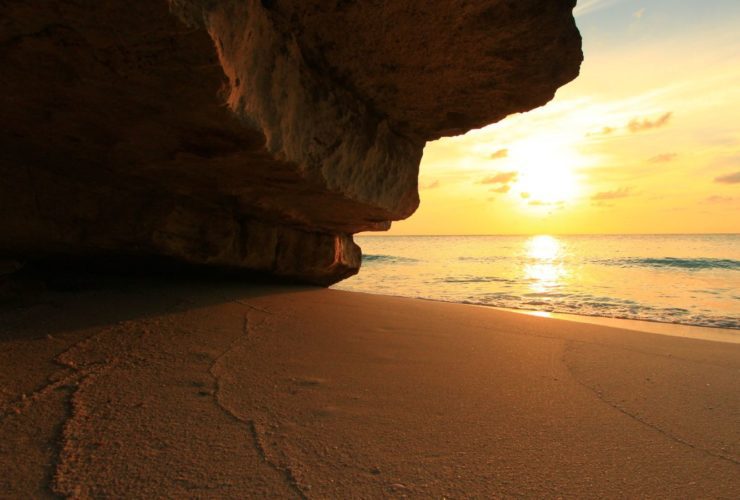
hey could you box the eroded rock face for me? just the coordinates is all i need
[0,0,581,285]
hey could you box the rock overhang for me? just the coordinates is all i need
[0,0,582,285]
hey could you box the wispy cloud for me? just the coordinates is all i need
[490,185,511,194]
[648,153,678,163]
[529,200,565,207]
[586,112,673,139]
[588,126,616,137]
[628,112,673,133]
[714,171,740,184]
[633,8,645,19]
[573,0,624,18]
[591,187,632,200]
[490,148,509,160]
[420,180,441,190]
[479,172,518,185]
[704,195,736,203]
[591,201,615,208]
[480,171,517,196]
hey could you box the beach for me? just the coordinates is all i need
[1,277,738,498]
[1,0,737,497]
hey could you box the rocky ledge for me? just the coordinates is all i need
[0,1,581,285]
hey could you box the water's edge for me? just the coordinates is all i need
[338,234,740,333]
[497,306,740,344]
[340,288,740,344]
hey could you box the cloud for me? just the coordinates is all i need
[573,0,623,17]
[591,201,615,208]
[591,112,673,139]
[489,148,509,160]
[420,180,440,190]
[628,112,673,133]
[586,126,616,138]
[520,192,530,199]
[704,195,735,203]
[528,200,564,207]
[591,187,632,200]
[714,171,740,184]
[479,171,518,185]
[648,153,677,163]
[479,171,520,197]
[633,8,645,19]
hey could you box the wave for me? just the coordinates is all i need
[452,256,739,270]
[463,295,740,330]
[602,257,740,270]
[363,254,419,265]
[457,256,504,263]
[439,276,511,284]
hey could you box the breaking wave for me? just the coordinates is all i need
[604,257,740,270]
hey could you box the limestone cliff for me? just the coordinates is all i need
[0,0,582,285]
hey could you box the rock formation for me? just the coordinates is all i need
[0,0,582,285]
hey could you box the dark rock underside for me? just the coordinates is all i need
[0,0,581,284]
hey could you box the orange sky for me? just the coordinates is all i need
[384,0,740,235]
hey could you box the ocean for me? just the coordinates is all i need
[334,234,740,331]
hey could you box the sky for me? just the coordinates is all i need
[384,0,740,235]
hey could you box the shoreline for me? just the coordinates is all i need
[498,306,740,344]
[2,279,738,497]
[336,288,740,344]
[349,233,739,336]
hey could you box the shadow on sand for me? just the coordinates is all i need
[0,257,317,342]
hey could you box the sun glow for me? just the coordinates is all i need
[524,235,568,294]
[508,138,583,205]
[526,234,561,260]
[384,0,740,236]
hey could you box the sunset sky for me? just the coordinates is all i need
[385,0,740,235]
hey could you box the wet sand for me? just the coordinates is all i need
[1,278,738,497]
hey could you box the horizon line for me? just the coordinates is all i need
[358,232,740,237]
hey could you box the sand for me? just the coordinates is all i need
[1,277,738,498]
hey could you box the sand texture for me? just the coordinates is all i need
[1,279,738,498]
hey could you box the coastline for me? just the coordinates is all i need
[500,306,740,344]
[340,287,740,344]
[1,278,738,497]
[348,233,740,332]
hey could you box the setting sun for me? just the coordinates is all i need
[3,1,739,498]
[387,0,740,236]
[508,138,583,206]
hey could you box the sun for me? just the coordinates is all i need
[508,137,583,204]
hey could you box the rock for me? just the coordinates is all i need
[0,1,581,285]
[0,261,23,275]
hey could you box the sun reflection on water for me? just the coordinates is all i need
[524,235,568,294]
[341,234,740,330]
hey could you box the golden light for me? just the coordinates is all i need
[508,137,583,205]
[526,235,561,260]
[523,235,567,294]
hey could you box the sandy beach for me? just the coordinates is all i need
[1,277,738,498]
[2,1,738,498]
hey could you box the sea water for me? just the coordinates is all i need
[334,234,740,330]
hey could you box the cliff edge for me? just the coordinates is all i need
[0,0,581,284]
